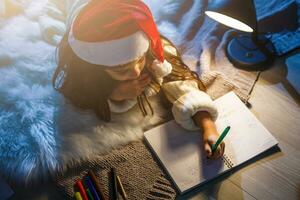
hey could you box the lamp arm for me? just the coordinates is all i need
[251,32,275,62]
[252,0,259,39]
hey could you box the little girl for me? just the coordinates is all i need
[52,0,225,159]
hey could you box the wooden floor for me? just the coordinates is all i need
[10,51,300,199]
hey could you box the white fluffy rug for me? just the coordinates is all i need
[0,0,173,185]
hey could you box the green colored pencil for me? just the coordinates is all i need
[212,126,231,153]
[86,188,94,200]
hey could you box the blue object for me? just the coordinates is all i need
[85,176,101,200]
[227,33,275,70]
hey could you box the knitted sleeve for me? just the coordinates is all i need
[162,80,218,131]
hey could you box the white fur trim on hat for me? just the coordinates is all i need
[172,90,218,131]
[68,28,150,66]
[150,59,172,78]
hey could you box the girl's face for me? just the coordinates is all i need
[105,55,146,81]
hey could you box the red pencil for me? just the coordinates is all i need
[75,179,89,200]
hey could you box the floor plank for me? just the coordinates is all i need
[177,178,256,200]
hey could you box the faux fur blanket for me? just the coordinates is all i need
[0,0,297,185]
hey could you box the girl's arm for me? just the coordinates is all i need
[158,37,224,159]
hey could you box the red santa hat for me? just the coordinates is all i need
[68,0,165,67]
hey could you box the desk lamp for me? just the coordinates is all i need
[205,0,275,71]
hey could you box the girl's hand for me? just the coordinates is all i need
[109,73,151,101]
[192,111,225,159]
[203,129,225,159]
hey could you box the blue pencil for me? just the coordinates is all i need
[85,176,101,200]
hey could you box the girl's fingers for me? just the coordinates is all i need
[139,73,149,81]
[220,142,225,156]
[139,77,151,87]
[139,76,151,84]
[212,144,225,159]
[131,78,149,89]
[211,146,220,159]
[204,143,212,158]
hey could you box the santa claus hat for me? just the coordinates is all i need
[68,0,166,67]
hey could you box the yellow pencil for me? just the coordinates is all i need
[75,191,83,200]
[116,175,127,200]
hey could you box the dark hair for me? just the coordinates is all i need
[52,32,119,122]
[52,32,205,122]
[159,35,206,91]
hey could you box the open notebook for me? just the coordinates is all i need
[144,92,278,194]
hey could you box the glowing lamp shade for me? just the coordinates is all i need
[205,0,257,33]
[205,11,254,32]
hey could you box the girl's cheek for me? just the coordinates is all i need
[118,74,132,81]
